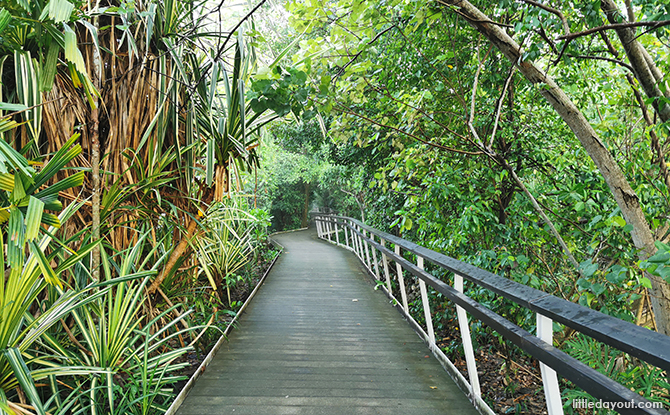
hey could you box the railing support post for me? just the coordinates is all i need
[381,239,392,295]
[334,219,340,246]
[455,274,481,399]
[395,245,409,313]
[371,234,380,280]
[363,230,372,269]
[537,314,564,415]
[344,223,349,249]
[355,225,364,259]
[417,256,435,345]
[326,219,332,242]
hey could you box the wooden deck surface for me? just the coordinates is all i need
[175,229,479,414]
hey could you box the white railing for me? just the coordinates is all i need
[314,214,670,415]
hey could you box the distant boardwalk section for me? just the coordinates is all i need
[176,229,479,414]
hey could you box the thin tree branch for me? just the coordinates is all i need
[556,20,670,41]
[214,0,268,62]
[502,159,582,272]
[332,103,484,155]
[437,0,513,28]
[520,0,569,35]
[335,25,396,77]
[624,0,636,23]
[361,76,472,143]
[468,43,486,148]
[565,54,634,72]
[489,66,517,150]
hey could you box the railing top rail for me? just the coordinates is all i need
[314,214,670,373]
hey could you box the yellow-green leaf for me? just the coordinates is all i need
[63,25,87,75]
[25,197,44,241]
[12,170,26,203]
[40,0,75,23]
[29,241,62,289]
[0,173,13,191]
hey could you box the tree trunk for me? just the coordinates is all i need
[600,0,670,123]
[147,219,198,295]
[91,106,101,282]
[443,0,670,335]
[301,181,310,228]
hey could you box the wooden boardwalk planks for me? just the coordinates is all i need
[175,229,479,415]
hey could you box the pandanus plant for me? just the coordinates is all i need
[0,127,109,415]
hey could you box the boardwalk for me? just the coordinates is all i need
[175,229,479,414]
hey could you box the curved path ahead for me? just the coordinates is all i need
[176,229,479,415]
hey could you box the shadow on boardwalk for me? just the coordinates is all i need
[175,228,479,414]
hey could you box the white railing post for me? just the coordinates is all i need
[417,256,435,345]
[327,219,332,242]
[363,230,372,269]
[381,239,392,295]
[317,217,323,238]
[370,234,380,280]
[344,223,349,249]
[395,245,409,313]
[355,225,363,259]
[334,219,340,246]
[455,274,482,399]
[537,314,564,415]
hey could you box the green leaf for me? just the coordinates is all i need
[0,137,34,177]
[590,283,605,296]
[30,134,81,192]
[579,259,598,277]
[25,197,45,241]
[654,241,670,251]
[34,171,85,199]
[8,205,25,245]
[657,266,670,280]
[41,213,61,228]
[63,24,87,74]
[577,278,591,291]
[0,8,11,32]
[611,216,626,227]
[2,348,46,415]
[39,41,60,92]
[29,240,62,288]
[648,251,670,263]
[40,0,75,23]
[0,102,28,112]
[605,266,628,285]
[11,171,27,203]
[0,173,13,191]
[16,0,30,12]
[55,240,100,273]
[639,277,653,289]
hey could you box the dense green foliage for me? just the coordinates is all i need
[264,0,670,411]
